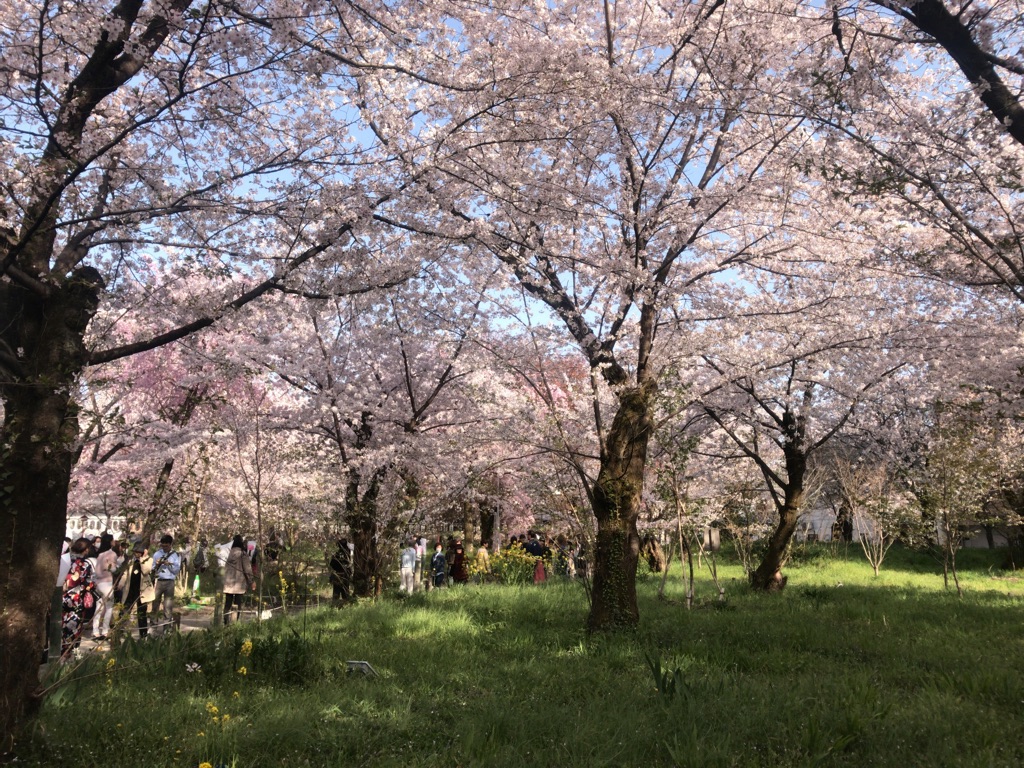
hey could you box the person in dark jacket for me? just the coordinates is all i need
[449,538,469,584]
[431,543,447,588]
[117,541,152,638]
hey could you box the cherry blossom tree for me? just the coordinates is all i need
[691,247,985,588]
[240,265,501,595]
[902,406,1023,596]
[826,452,917,575]
[417,0,822,629]
[0,0,442,738]
[69,339,226,539]
[810,2,1023,347]
[854,0,1024,147]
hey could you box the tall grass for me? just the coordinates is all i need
[20,545,1024,767]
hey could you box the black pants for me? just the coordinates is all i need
[123,595,148,637]
[224,592,245,624]
[332,580,351,601]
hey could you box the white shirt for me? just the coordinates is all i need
[400,547,417,570]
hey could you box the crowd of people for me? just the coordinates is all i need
[400,530,583,594]
[51,527,584,659]
[50,531,266,661]
[324,530,583,602]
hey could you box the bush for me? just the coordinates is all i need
[486,546,561,585]
[488,546,538,584]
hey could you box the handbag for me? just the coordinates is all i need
[81,588,97,623]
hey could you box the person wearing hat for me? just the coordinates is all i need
[115,541,153,639]
[150,535,180,636]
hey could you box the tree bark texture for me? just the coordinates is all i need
[888,0,1024,148]
[0,270,103,747]
[586,383,655,632]
[346,472,384,598]
[749,410,808,592]
[749,500,802,591]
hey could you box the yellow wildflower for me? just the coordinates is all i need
[205,702,219,715]
[200,763,214,768]
[105,658,116,671]
[237,665,247,675]
[232,690,240,699]
[221,713,231,723]
[240,639,253,657]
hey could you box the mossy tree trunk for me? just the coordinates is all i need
[346,466,386,598]
[0,269,103,748]
[586,382,655,632]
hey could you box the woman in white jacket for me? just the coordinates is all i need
[222,535,254,625]
[92,533,119,641]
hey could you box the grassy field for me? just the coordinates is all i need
[20,544,1024,767]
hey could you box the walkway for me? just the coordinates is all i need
[64,595,323,661]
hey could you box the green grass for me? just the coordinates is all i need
[20,545,1024,767]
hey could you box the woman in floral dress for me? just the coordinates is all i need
[62,537,96,657]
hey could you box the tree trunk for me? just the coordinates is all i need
[479,502,495,550]
[346,469,385,598]
[586,383,654,633]
[749,409,807,592]
[749,502,801,591]
[463,501,478,549]
[349,517,380,597]
[0,269,102,749]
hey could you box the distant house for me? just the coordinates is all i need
[796,506,1018,550]
[66,512,128,540]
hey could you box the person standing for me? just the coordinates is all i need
[474,542,490,582]
[118,541,152,639]
[61,538,96,658]
[223,535,255,624]
[150,534,181,636]
[431,542,447,588]
[399,540,417,594]
[110,540,127,605]
[91,533,117,641]
[414,536,426,590]
[189,538,209,601]
[45,539,72,662]
[177,537,192,593]
[449,538,468,585]
[212,539,232,625]
[329,538,352,603]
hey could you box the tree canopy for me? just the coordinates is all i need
[2,0,1022,745]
